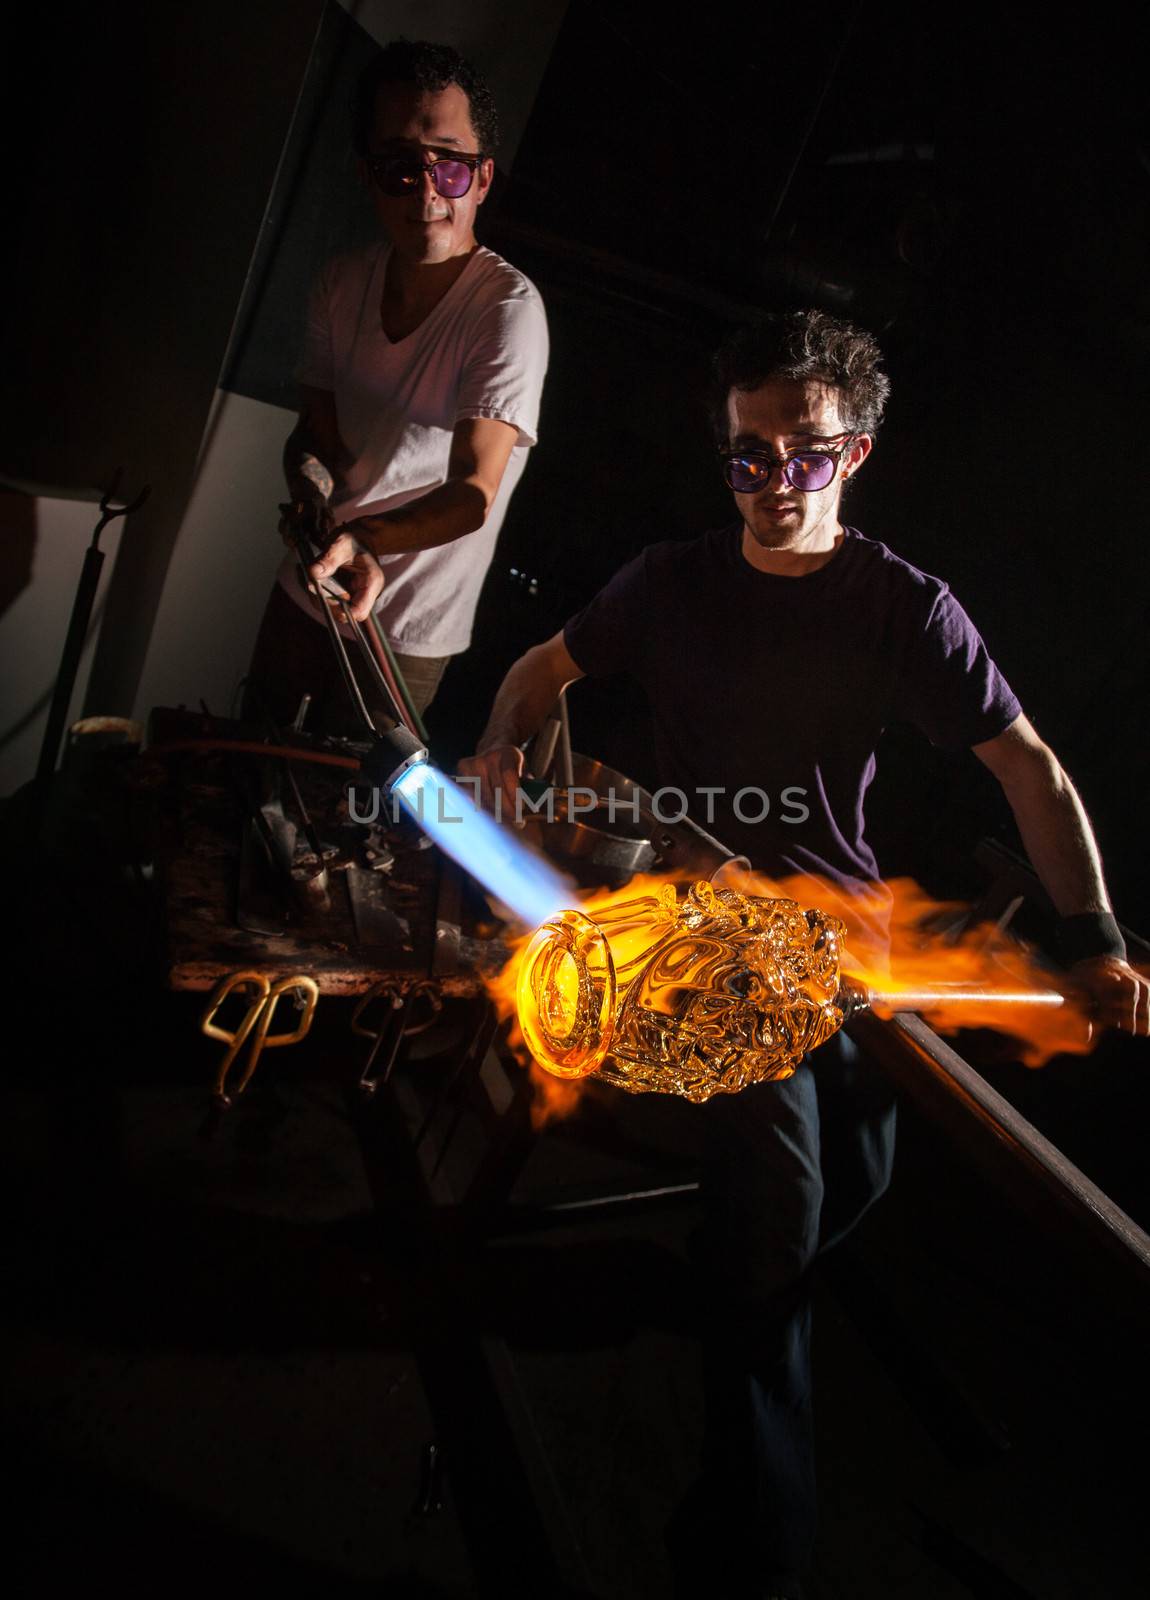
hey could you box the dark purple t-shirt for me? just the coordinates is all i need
[563,524,1021,894]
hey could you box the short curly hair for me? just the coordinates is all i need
[711,310,891,443]
[352,39,499,158]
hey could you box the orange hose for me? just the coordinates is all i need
[149,739,361,771]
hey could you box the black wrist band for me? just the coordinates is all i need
[1057,911,1127,965]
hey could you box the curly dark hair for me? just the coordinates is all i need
[352,38,499,158]
[710,310,891,444]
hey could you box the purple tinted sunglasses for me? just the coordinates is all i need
[721,437,855,494]
[367,150,484,200]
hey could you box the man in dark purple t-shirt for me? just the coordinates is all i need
[461,311,1147,1597]
[464,309,1145,1023]
[560,520,1021,899]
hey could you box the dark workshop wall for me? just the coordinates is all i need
[2,0,327,710]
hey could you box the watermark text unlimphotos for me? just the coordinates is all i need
[347,781,810,828]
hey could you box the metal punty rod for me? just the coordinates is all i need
[840,978,1068,1017]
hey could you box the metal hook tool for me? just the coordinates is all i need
[36,469,152,789]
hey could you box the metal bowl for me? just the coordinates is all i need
[525,749,746,888]
[559,753,655,829]
[524,750,657,884]
[536,818,656,875]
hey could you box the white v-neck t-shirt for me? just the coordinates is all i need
[278,242,548,656]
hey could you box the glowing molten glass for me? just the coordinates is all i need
[515,880,847,1103]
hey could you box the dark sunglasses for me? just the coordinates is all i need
[720,437,856,495]
[366,150,484,200]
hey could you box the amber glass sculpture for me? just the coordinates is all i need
[515,880,847,1103]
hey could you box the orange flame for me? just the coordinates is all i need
[484,868,1096,1125]
[486,930,582,1126]
[485,880,672,1126]
[738,868,1094,1064]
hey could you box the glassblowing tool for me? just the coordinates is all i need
[36,469,151,789]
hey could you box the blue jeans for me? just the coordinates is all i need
[687,1031,896,1597]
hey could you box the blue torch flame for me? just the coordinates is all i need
[393,761,571,928]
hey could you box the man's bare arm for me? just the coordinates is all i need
[279,387,387,621]
[975,714,1109,915]
[362,416,518,555]
[974,713,1149,1032]
[458,631,585,811]
[283,385,350,503]
[306,415,518,621]
[314,417,517,565]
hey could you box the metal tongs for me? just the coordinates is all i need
[283,502,407,741]
[281,475,429,800]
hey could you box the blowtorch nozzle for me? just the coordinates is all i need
[359,725,429,794]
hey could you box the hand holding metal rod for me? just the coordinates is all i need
[286,455,382,624]
[284,459,430,740]
[280,474,427,767]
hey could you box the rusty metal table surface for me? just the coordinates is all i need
[151,709,501,997]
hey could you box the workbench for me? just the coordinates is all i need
[152,707,503,999]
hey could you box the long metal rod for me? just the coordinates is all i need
[150,739,360,770]
[292,546,378,735]
[333,595,410,732]
[365,611,428,742]
[36,544,106,785]
[866,984,1067,1010]
[556,688,574,790]
[36,473,150,786]
[288,524,415,741]
[852,1010,1150,1285]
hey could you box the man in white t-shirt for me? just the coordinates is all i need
[248,39,548,731]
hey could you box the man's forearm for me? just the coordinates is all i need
[302,457,483,621]
[352,479,489,558]
[477,642,574,754]
[1000,751,1111,917]
[283,422,336,502]
[998,744,1149,1031]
